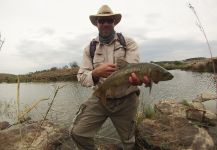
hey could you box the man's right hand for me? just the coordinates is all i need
[92,63,117,78]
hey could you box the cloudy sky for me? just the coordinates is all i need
[0,0,217,74]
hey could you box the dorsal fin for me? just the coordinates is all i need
[116,59,129,69]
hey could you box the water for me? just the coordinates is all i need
[0,70,216,140]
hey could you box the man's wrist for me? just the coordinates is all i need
[92,70,99,84]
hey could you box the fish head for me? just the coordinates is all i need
[150,66,174,84]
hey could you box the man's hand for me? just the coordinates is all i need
[129,73,151,86]
[92,63,117,78]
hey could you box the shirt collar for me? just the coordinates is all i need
[94,33,118,45]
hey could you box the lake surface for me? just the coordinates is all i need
[0,70,216,141]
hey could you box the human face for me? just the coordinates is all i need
[97,17,115,37]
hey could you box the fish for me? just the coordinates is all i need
[93,59,174,104]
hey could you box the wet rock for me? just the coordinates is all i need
[0,121,10,130]
[136,100,217,150]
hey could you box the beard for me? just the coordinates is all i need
[99,26,114,38]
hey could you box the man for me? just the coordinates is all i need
[70,5,150,150]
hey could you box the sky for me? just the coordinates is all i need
[0,0,217,74]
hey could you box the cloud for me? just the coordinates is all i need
[139,38,217,61]
[38,28,55,36]
[16,32,95,71]
[144,13,162,26]
[17,30,217,70]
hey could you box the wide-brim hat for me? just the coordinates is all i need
[89,5,122,26]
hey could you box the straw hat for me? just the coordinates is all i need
[89,5,122,26]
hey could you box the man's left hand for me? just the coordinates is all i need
[129,73,151,86]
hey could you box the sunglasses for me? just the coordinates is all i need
[97,18,114,24]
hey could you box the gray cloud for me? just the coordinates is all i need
[16,32,94,71]
[16,29,217,72]
[139,38,217,61]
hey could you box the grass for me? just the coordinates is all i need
[137,104,156,125]
[144,105,156,119]
[180,99,191,107]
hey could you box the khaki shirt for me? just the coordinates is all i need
[77,33,140,98]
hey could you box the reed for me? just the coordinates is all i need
[0,32,5,51]
[16,76,20,122]
[40,84,66,126]
[19,98,49,120]
[16,75,23,142]
[188,3,217,114]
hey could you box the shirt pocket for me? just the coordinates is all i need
[93,54,105,68]
[114,47,126,63]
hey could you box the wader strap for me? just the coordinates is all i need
[89,40,98,68]
[89,33,126,67]
[117,33,127,57]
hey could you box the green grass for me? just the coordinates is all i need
[144,105,156,119]
[137,104,156,124]
[180,99,191,107]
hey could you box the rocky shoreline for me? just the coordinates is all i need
[0,93,216,150]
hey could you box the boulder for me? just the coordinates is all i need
[193,92,217,102]
[0,121,10,130]
[136,100,217,150]
[0,121,74,150]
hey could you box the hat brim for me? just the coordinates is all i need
[89,13,122,26]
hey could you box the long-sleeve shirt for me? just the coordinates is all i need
[77,33,140,98]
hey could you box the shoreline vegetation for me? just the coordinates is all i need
[0,57,216,83]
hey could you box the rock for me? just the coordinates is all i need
[191,128,214,150]
[191,101,205,110]
[0,121,74,150]
[193,92,217,102]
[97,144,123,150]
[154,99,187,118]
[136,100,217,150]
[0,121,10,130]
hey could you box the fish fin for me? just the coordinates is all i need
[93,88,107,105]
[149,81,153,94]
[145,80,153,94]
[116,59,129,69]
[154,80,159,84]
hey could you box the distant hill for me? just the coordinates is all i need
[183,57,206,62]
[153,57,217,73]
[0,67,79,83]
[0,73,17,83]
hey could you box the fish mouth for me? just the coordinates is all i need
[161,72,174,81]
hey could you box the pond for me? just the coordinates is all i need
[0,70,216,141]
